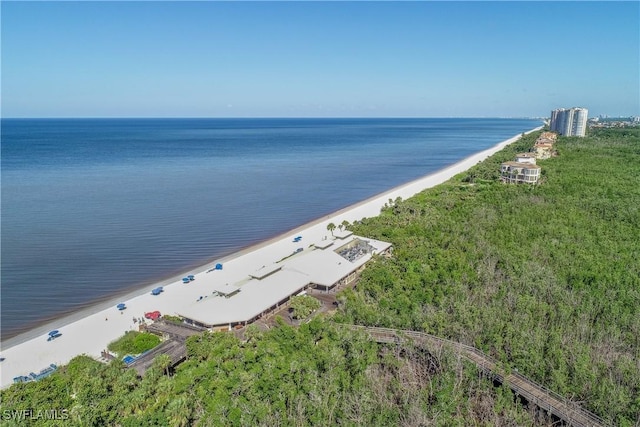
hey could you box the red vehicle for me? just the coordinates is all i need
[144,311,161,321]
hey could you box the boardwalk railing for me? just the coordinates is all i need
[346,325,607,427]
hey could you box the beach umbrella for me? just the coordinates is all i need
[48,330,59,337]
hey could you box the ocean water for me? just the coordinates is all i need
[1,118,540,339]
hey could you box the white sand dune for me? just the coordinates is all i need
[0,127,541,389]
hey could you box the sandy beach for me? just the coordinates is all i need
[0,127,541,389]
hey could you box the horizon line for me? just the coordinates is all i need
[2,116,547,120]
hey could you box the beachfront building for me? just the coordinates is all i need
[550,107,588,137]
[173,234,392,331]
[532,131,558,159]
[500,161,541,184]
[534,143,553,160]
[538,131,558,142]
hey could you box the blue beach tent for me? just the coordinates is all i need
[188,275,195,281]
[215,263,223,270]
[151,287,163,295]
[182,278,190,284]
[117,303,126,310]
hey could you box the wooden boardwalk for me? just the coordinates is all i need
[145,320,205,342]
[348,325,607,427]
[129,321,205,376]
[128,340,186,377]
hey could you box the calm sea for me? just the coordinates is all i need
[1,118,540,339]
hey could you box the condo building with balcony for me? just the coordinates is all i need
[534,132,557,159]
[501,153,541,184]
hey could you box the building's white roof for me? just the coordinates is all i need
[211,283,239,295]
[501,161,541,169]
[286,247,353,288]
[313,240,334,250]
[515,154,537,165]
[176,269,310,326]
[333,230,353,240]
[172,235,391,327]
[249,264,282,280]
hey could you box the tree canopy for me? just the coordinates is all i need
[337,128,640,425]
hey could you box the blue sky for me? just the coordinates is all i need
[2,1,638,118]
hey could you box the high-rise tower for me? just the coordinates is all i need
[549,107,588,137]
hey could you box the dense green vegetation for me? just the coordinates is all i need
[107,331,161,357]
[337,128,640,425]
[2,128,637,426]
[289,295,321,319]
[162,315,186,325]
[1,320,535,426]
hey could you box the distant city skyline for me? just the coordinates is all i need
[2,1,639,118]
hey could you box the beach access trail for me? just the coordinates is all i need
[0,127,541,389]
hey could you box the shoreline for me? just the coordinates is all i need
[0,126,541,388]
